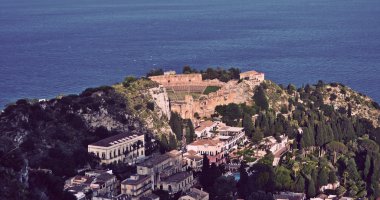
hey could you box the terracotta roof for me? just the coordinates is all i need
[189,139,221,146]
[184,154,202,161]
[167,150,181,157]
[187,150,197,155]
[89,132,143,147]
[195,121,215,132]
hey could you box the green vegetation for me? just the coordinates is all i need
[146,68,164,77]
[203,86,221,95]
[180,65,241,82]
[210,80,380,199]
[0,86,154,199]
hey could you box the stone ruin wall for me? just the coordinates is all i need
[171,80,257,119]
[149,71,265,120]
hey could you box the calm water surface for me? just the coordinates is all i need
[1,0,379,107]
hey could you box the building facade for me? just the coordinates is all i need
[160,171,194,194]
[88,133,145,165]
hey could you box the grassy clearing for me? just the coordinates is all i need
[203,86,221,95]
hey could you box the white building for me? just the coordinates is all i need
[194,120,219,138]
[88,133,145,165]
[218,126,245,150]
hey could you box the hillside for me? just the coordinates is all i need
[0,85,163,199]
[262,80,380,128]
[0,73,379,199]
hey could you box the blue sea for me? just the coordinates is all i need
[1,0,379,108]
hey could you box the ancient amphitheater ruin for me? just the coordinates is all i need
[149,70,264,120]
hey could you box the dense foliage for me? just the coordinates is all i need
[0,86,153,199]
[206,81,380,199]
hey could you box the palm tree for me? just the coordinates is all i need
[343,171,349,187]
[292,162,300,178]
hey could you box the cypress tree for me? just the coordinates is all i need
[243,113,253,137]
[294,175,306,192]
[328,171,338,184]
[364,154,371,180]
[307,179,316,198]
[318,168,329,187]
[346,158,360,181]
[169,112,183,139]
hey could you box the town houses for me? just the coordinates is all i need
[63,70,315,200]
[187,122,246,165]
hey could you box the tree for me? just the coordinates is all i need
[252,128,264,145]
[169,112,183,139]
[328,171,338,184]
[122,76,137,87]
[146,68,164,77]
[359,138,379,153]
[259,152,274,166]
[307,179,316,198]
[318,168,329,187]
[237,162,249,198]
[216,103,242,126]
[243,113,253,137]
[183,65,197,74]
[346,158,360,181]
[253,86,269,111]
[200,154,210,188]
[213,176,237,200]
[326,141,347,164]
[274,166,293,191]
[363,154,371,180]
[294,175,306,193]
[185,119,196,144]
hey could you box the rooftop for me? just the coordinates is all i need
[188,139,221,147]
[219,126,244,132]
[186,188,209,199]
[162,171,192,183]
[138,154,171,168]
[273,192,306,200]
[89,132,143,147]
[184,154,203,161]
[240,70,263,76]
[195,120,216,132]
[121,175,150,185]
[139,193,159,200]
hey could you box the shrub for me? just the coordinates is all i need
[330,94,338,101]
[134,104,143,111]
[146,102,155,111]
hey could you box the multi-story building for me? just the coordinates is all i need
[183,150,203,171]
[122,150,192,198]
[88,133,145,165]
[65,170,118,199]
[179,188,209,200]
[186,139,225,164]
[160,171,194,194]
[186,125,246,164]
[194,120,219,138]
[121,175,152,198]
[218,126,245,150]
